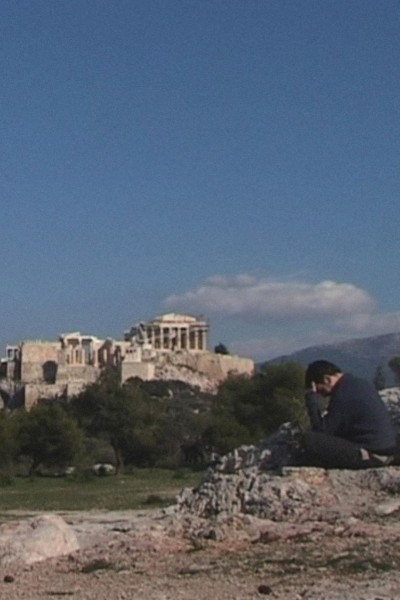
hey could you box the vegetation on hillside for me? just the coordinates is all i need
[0,363,306,479]
[388,357,400,385]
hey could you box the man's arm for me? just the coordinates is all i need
[305,381,345,435]
[305,382,324,431]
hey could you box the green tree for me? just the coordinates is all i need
[0,412,19,477]
[134,379,216,467]
[373,365,386,391]
[214,343,229,355]
[388,357,400,385]
[201,410,250,454]
[70,369,161,472]
[205,363,307,452]
[17,403,84,475]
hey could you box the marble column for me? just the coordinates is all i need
[160,327,164,350]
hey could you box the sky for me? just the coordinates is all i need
[1,0,400,361]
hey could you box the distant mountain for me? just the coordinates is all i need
[263,332,400,385]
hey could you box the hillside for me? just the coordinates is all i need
[263,332,400,385]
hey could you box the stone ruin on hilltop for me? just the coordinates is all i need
[0,313,254,409]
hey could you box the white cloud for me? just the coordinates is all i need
[230,336,310,360]
[335,311,400,335]
[232,312,400,361]
[164,275,375,321]
[163,274,400,361]
[230,329,349,361]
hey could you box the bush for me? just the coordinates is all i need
[17,403,84,475]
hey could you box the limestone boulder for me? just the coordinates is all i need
[0,513,79,566]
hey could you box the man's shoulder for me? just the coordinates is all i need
[341,372,370,386]
[337,373,375,395]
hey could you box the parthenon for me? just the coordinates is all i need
[124,313,209,352]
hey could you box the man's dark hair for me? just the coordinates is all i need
[305,360,342,387]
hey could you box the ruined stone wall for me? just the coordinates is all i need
[159,351,254,380]
[24,380,91,410]
[56,365,100,384]
[153,351,254,392]
[19,339,100,387]
[20,342,60,383]
[24,384,65,411]
[120,361,156,383]
[11,333,255,407]
[196,352,254,380]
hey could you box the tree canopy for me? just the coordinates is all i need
[388,357,400,385]
[0,362,309,477]
[214,343,229,355]
[17,403,84,475]
[202,362,306,452]
[69,369,163,471]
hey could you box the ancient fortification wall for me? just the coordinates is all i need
[196,352,254,380]
[20,342,60,383]
[149,351,254,392]
[121,351,254,391]
[120,361,156,383]
[24,381,90,411]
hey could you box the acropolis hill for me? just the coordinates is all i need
[0,313,254,410]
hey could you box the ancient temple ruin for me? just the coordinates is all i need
[124,313,209,352]
[0,313,254,409]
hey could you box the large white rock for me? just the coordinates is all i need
[0,513,79,565]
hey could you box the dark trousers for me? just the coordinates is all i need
[296,431,388,470]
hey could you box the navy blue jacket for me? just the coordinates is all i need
[305,373,396,454]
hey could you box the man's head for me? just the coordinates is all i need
[305,360,343,396]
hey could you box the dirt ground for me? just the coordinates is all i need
[1,509,400,600]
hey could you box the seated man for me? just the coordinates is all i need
[300,360,397,469]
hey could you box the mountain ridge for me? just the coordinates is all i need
[263,331,400,385]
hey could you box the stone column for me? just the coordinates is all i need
[165,327,169,349]
[182,326,188,350]
[199,330,205,350]
[93,346,99,367]
[161,327,165,349]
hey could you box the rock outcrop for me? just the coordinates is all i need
[380,386,400,428]
[0,514,79,566]
[178,463,400,521]
[152,350,254,393]
[175,438,400,540]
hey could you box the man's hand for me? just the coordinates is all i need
[306,381,317,394]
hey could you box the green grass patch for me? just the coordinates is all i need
[0,469,202,514]
[143,493,171,507]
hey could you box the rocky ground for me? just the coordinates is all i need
[1,508,400,599]
[2,466,400,599]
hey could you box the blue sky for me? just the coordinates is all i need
[1,0,399,361]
